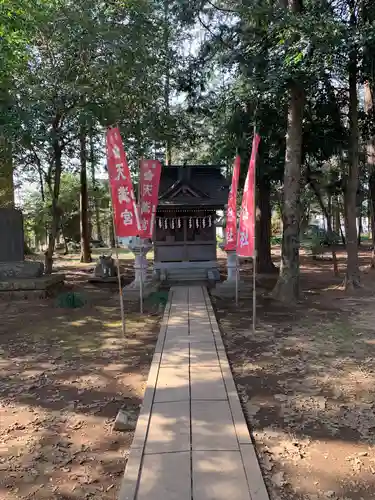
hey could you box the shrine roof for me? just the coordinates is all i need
[158,165,230,208]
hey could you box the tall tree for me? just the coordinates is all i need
[270,0,305,301]
[272,80,304,300]
[343,0,361,288]
[79,129,91,263]
[11,0,168,271]
[89,130,102,241]
[362,1,375,267]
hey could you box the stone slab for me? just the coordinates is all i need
[0,274,65,292]
[0,208,24,262]
[136,452,191,500]
[163,336,215,349]
[192,450,252,500]
[160,346,190,366]
[228,393,252,445]
[144,401,190,454]
[117,448,143,500]
[130,355,161,451]
[189,344,220,367]
[118,285,269,500]
[191,400,239,451]
[0,273,64,290]
[113,409,137,432]
[154,365,190,403]
[190,364,227,401]
[240,444,270,500]
[88,275,120,283]
[0,260,44,280]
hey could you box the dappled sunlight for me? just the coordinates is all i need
[0,276,163,499]
[257,427,375,498]
[213,280,375,499]
[166,316,186,326]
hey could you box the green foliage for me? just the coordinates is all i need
[57,291,86,309]
[300,224,341,257]
[23,173,110,246]
[271,236,282,245]
[146,290,169,308]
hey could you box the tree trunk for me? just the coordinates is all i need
[80,131,92,263]
[61,225,69,255]
[272,82,305,302]
[343,31,360,288]
[44,140,63,275]
[271,0,304,302]
[164,0,172,165]
[109,218,116,248]
[364,82,375,267]
[0,138,14,208]
[257,178,277,273]
[337,198,346,245]
[367,194,372,242]
[334,198,341,234]
[309,177,339,276]
[370,174,375,267]
[357,212,362,246]
[90,131,102,241]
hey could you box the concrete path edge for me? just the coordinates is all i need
[117,287,270,500]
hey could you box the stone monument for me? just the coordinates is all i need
[211,240,246,298]
[0,208,64,298]
[123,236,156,299]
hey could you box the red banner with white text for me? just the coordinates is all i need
[106,127,140,237]
[236,134,261,257]
[139,159,162,239]
[224,155,241,251]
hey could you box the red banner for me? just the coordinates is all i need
[139,159,162,239]
[224,155,241,251]
[236,134,261,257]
[106,127,140,237]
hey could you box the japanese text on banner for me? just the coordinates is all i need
[236,134,261,257]
[139,160,162,239]
[106,127,140,237]
[224,155,241,251]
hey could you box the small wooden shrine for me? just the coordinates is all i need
[154,165,229,280]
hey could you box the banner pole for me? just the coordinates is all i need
[139,247,144,314]
[252,251,256,334]
[108,189,126,337]
[235,254,239,306]
[252,124,257,334]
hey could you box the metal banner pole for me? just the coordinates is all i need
[252,251,257,333]
[139,247,144,314]
[108,194,126,337]
[235,255,239,306]
[252,124,257,334]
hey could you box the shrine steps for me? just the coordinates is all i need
[161,267,220,284]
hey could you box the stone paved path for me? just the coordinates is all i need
[118,286,269,500]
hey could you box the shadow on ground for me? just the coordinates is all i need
[0,273,163,500]
[212,251,375,500]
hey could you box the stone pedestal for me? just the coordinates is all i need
[225,249,237,283]
[0,208,65,299]
[212,245,245,298]
[123,237,157,299]
[0,274,65,299]
[0,261,44,280]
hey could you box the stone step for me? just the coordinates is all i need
[166,271,208,281]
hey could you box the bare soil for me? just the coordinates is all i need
[0,256,162,500]
[213,247,375,500]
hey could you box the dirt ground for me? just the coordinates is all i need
[3,246,375,500]
[213,247,375,500]
[0,256,162,500]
